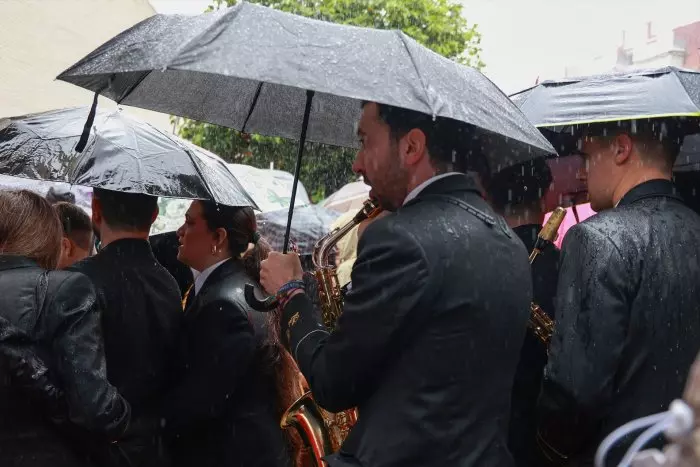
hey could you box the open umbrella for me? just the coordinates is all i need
[257,205,341,257]
[322,180,371,213]
[0,107,257,209]
[511,67,700,128]
[57,0,555,257]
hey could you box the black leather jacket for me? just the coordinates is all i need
[0,256,130,465]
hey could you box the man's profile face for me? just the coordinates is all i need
[352,103,409,211]
[579,136,618,212]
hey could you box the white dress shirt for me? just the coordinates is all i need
[402,172,461,206]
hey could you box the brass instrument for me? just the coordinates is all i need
[528,207,567,347]
[281,199,382,467]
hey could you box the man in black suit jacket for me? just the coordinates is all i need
[69,188,182,467]
[260,102,533,467]
[486,159,559,467]
[537,121,700,466]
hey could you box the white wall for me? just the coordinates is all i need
[0,0,171,131]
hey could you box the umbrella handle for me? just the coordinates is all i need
[244,283,277,311]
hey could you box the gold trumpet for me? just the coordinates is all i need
[528,207,566,347]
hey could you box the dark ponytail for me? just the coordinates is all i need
[199,202,270,281]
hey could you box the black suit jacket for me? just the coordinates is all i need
[509,225,559,467]
[282,174,532,467]
[69,239,182,466]
[162,259,290,467]
[537,180,700,466]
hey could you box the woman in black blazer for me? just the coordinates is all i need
[161,200,297,467]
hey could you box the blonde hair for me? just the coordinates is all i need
[0,190,63,269]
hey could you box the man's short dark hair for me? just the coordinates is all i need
[363,101,487,175]
[486,158,553,213]
[54,201,93,250]
[93,188,158,232]
[581,118,686,168]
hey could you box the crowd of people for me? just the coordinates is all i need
[0,100,699,467]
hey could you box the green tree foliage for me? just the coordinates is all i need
[176,0,484,203]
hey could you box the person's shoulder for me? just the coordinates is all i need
[45,269,98,309]
[359,212,421,252]
[67,254,101,276]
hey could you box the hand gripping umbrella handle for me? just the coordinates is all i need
[244,284,278,311]
[244,240,301,311]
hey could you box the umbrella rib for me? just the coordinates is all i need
[117,70,154,104]
[396,31,433,115]
[241,82,264,133]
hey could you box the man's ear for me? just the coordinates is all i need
[402,128,428,167]
[613,133,633,166]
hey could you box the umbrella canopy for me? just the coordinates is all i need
[257,205,340,256]
[57,1,554,168]
[0,107,257,208]
[150,165,312,235]
[322,180,371,213]
[227,164,311,212]
[511,67,700,128]
[0,174,93,216]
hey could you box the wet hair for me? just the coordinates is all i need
[582,118,685,169]
[93,188,158,232]
[0,190,62,269]
[487,158,553,212]
[199,201,270,282]
[362,101,480,175]
[54,202,93,250]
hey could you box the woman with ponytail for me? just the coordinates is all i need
[162,200,302,467]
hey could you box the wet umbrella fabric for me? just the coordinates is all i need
[510,67,700,128]
[257,205,340,256]
[57,1,554,167]
[0,107,258,208]
[322,180,371,213]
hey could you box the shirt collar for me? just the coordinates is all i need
[403,172,461,206]
[193,258,229,295]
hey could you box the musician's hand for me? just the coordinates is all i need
[260,251,303,295]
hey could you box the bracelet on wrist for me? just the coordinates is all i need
[277,279,305,296]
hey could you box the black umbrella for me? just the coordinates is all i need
[511,67,700,171]
[57,1,554,253]
[511,67,700,128]
[257,205,341,257]
[0,107,258,208]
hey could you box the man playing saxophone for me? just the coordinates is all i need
[260,102,533,467]
[485,158,561,467]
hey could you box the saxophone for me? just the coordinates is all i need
[281,199,382,467]
[528,207,566,347]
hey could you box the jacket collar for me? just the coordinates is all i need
[0,255,40,271]
[408,173,483,203]
[197,258,246,296]
[98,238,154,258]
[617,179,682,208]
